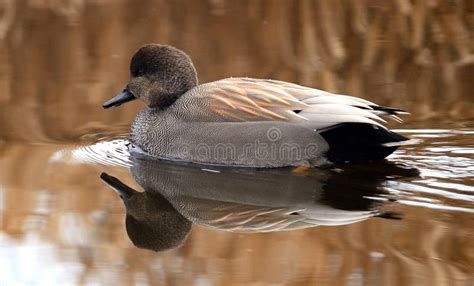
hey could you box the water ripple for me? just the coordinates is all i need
[387,128,474,214]
[72,139,132,167]
[49,133,132,168]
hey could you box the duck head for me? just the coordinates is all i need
[100,173,192,252]
[103,44,198,109]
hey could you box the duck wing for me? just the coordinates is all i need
[173,78,407,130]
[176,199,375,233]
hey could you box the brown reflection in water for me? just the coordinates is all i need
[0,1,473,142]
[1,1,474,285]
[1,144,473,285]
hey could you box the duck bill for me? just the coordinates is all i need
[102,88,136,109]
[100,172,136,201]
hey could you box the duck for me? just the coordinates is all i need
[100,157,413,251]
[103,44,411,167]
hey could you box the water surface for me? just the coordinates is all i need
[1,1,473,285]
[1,120,473,285]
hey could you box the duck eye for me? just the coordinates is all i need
[133,69,144,76]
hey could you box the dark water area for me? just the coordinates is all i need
[1,1,473,285]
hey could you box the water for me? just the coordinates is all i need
[1,1,474,285]
[1,121,473,285]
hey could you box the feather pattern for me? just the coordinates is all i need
[171,77,407,130]
[196,203,375,232]
[130,77,410,166]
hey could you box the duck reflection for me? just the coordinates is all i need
[101,157,419,252]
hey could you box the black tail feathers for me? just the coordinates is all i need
[319,123,409,163]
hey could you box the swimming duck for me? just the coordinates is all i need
[103,44,410,167]
[100,158,411,251]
